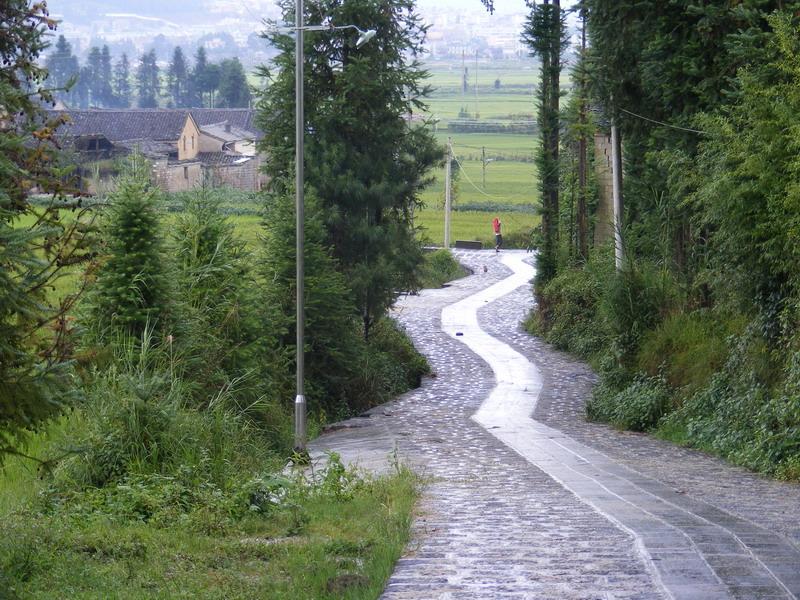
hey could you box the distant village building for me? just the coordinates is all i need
[48,108,266,193]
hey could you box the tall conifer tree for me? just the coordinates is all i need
[85,46,103,107]
[87,156,171,340]
[1,1,89,462]
[258,0,440,339]
[99,45,114,107]
[217,57,250,108]
[113,53,131,108]
[167,46,190,108]
[136,49,160,108]
[45,35,80,106]
[191,46,219,107]
[522,0,566,285]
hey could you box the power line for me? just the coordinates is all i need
[446,147,537,231]
[451,141,534,155]
[619,107,707,135]
[450,151,536,210]
[451,152,505,201]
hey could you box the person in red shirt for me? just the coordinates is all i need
[492,217,502,252]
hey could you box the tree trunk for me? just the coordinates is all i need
[549,0,560,254]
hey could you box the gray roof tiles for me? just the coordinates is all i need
[196,152,255,166]
[48,108,262,143]
[199,121,255,143]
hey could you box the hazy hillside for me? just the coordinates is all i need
[48,0,277,26]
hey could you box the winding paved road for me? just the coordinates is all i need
[310,250,800,599]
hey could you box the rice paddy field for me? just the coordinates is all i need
[417,58,542,247]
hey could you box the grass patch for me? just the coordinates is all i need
[417,209,539,249]
[654,416,692,447]
[0,418,75,518]
[587,374,672,432]
[418,249,466,289]
[0,458,419,599]
[637,310,746,396]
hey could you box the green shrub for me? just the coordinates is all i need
[668,325,800,478]
[602,260,677,363]
[499,228,536,249]
[528,251,613,359]
[637,310,745,395]
[40,450,366,535]
[587,374,671,432]
[417,249,464,289]
[170,187,266,410]
[55,359,275,490]
[344,319,430,413]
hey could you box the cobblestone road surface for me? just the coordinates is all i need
[310,250,800,599]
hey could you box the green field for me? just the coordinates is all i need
[414,58,542,247]
[424,58,538,121]
[424,59,539,90]
[416,209,539,248]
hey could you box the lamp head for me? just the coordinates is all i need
[356,29,376,48]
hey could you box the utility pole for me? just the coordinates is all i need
[474,50,479,118]
[611,118,624,271]
[462,49,467,96]
[577,6,588,261]
[444,137,452,248]
[482,146,486,189]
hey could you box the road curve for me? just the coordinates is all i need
[311,249,800,599]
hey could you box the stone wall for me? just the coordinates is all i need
[204,156,266,192]
[152,159,203,193]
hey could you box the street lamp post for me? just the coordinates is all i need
[294,0,306,455]
[292,0,375,454]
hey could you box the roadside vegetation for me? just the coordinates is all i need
[1,1,439,596]
[1,162,427,597]
[527,2,800,480]
[418,249,467,289]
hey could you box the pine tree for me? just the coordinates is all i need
[87,155,171,340]
[191,46,220,107]
[167,46,190,108]
[172,188,261,404]
[522,0,567,285]
[44,34,80,106]
[260,189,361,411]
[85,46,103,107]
[113,53,131,108]
[258,0,441,340]
[217,57,251,108]
[136,49,160,108]
[75,64,90,108]
[99,45,114,107]
[189,46,208,107]
[1,1,89,463]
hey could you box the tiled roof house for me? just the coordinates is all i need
[50,108,266,193]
